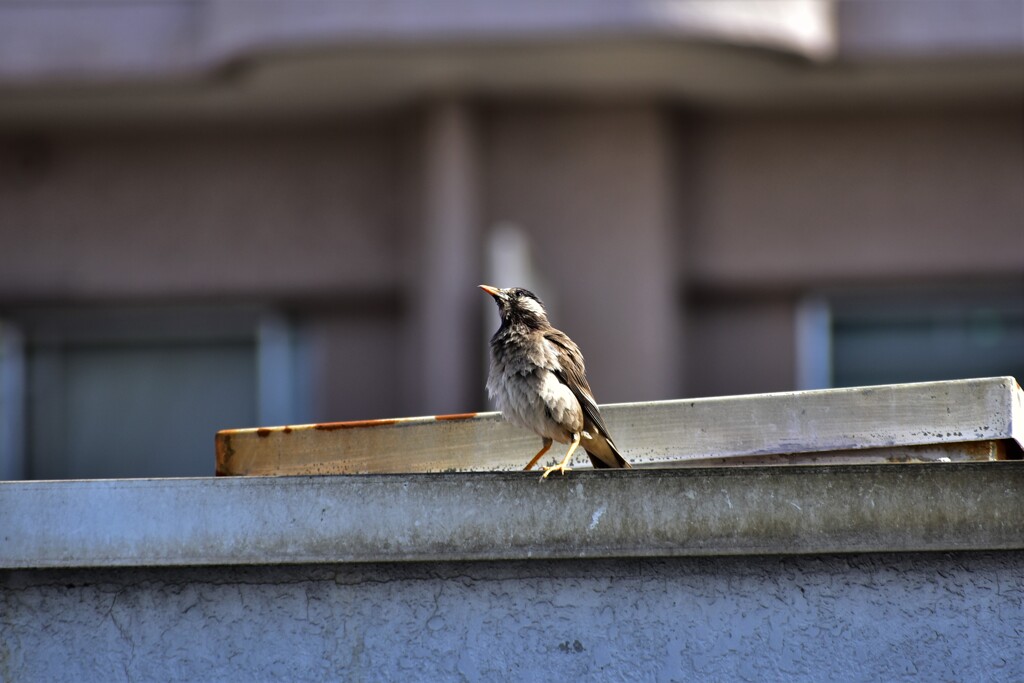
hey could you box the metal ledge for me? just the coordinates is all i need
[217,376,1024,475]
[3,461,1023,569]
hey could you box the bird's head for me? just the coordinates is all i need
[479,285,549,328]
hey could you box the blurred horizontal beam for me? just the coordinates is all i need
[4,2,1022,123]
[0,0,833,84]
[216,376,1024,475]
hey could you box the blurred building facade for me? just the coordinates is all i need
[0,0,1022,478]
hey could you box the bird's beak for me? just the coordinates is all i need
[479,284,502,299]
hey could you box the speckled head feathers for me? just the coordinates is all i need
[479,285,549,329]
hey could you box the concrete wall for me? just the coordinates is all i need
[4,405,1022,679]
[3,552,1022,681]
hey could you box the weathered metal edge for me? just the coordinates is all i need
[1011,377,1024,449]
[3,461,1022,569]
[215,376,1021,475]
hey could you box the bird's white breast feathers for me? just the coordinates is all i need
[486,333,583,442]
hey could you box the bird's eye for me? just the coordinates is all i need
[511,288,541,306]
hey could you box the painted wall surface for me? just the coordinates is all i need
[0,123,406,297]
[692,107,1024,287]
[3,552,1022,682]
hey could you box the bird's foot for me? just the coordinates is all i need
[523,437,553,471]
[540,463,573,480]
[539,433,580,480]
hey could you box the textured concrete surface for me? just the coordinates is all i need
[3,552,1023,682]
[5,462,1024,568]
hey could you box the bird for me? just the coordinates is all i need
[480,284,631,479]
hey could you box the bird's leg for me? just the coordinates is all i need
[523,437,553,471]
[540,432,581,480]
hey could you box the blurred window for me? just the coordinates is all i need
[798,287,1024,389]
[0,307,304,480]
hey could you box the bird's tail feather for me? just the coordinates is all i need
[586,435,631,469]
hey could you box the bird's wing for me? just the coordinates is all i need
[543,330,611,438]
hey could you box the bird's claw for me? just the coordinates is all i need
[540,464,573,480]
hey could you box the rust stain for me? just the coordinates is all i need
[283,426,293,434]
[434,412,477,421]
[256,428,272,438]
[315,418,399,431]
[215,433,235,476]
